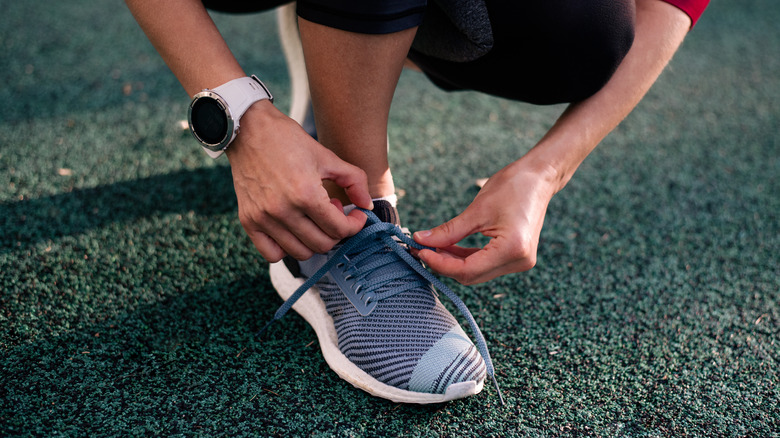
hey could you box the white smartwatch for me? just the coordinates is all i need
[188,75,274,158]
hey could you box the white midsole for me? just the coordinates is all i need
[268,261,483,404]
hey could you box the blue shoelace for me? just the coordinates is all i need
[260,209,504,405]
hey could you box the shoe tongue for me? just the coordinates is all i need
[371,200,400,226]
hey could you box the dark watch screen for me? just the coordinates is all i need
[191,98,228,145]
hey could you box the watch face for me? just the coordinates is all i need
[190,97,228,145]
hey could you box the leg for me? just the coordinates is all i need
[298,19,416,204]
[270,19,496,403]
[277,3,317,136]
[408,0,636,104]
[268,1,500,404]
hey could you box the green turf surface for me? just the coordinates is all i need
[1,1,778,436]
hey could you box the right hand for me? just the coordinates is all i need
[225,101,373,262]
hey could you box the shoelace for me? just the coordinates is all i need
[259,209,504,405]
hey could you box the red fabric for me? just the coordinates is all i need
[661,0,710,28]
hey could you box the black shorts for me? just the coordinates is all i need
[203,0,426,33]
[203,0,635,104]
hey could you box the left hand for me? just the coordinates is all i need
[414,0,693,286]
[413,159,559,285]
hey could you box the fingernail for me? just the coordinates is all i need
[415,230,432,239]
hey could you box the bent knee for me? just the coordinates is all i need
[410,0,636,104]
[519,0,637,103]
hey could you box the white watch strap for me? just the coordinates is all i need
[201,75,273,158]
[202,145,224,159]
[214,75,272,121]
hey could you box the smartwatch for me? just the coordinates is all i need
[188,75,274,158]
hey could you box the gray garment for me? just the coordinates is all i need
[412,0,494,62]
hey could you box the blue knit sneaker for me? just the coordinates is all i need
[266,201,502,404]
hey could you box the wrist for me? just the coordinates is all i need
[521,136,590,194]
[188,75,273,158]
[512,153,568,195]
[224,99,278,162]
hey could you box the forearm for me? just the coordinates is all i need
[524,0,692,192]
[124,0,246,95]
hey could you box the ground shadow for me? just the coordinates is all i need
[0,166,236,252]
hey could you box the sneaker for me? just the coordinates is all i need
[265,201,502,404]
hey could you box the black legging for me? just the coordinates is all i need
[409,0,635,104]
[203,0,635,105]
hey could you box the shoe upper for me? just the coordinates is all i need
[291,201,488,394]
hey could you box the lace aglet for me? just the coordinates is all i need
[255,318,277,339]
[491,373,505,406]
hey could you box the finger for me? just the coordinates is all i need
[320,155,373,210]
[260,219,315,261]
[418,244,507,285]
[416,248,466,276]
[435,245,481,259]
[287,215,343,254]
[245,229,286,263]
[413,212,479,249]
[412,244,478,259]
[306,197,367,240]
[344,207,369,230]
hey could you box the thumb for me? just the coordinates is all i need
[320,152,373,210]
[414,213,476,249]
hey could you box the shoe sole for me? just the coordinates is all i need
[269,261,484,404]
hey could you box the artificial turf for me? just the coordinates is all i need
[1,0,778,436]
